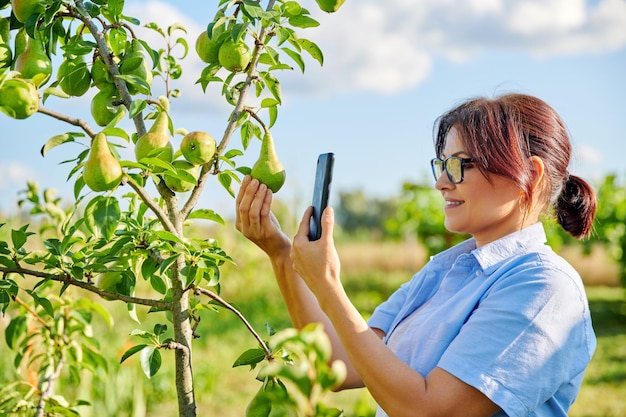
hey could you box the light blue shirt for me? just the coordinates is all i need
[368,223,596,417]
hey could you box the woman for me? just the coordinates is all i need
[235,93,597,417]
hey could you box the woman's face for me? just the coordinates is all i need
[435,127,525,247]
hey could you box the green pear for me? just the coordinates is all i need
[91,85,123,127]
[119,39,153,95]
[83,132,124,192]
[0,17,12,71]
[0,78,39,119]
[135,110,173,170]
[58,57,91,97]
[315,0,346,13]
[195,24,226,64]
[250,130,286,193]
[10,0,45,24]
[180,131,216,165]
[91,55,114,90]
[163,159,199,193]
[218,38,251,72]
[15,34,52,87]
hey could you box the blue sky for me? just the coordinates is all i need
[1,0,625,219]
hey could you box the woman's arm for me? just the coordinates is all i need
[290,207,500,416]
[235,176,367,387]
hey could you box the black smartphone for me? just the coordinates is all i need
[308,152,335,241]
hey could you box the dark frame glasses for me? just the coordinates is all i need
[430,156,475,184]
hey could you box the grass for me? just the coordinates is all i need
[1,234,624,416]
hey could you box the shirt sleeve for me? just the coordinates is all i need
[367,280,411,334]
[436,259,596,417]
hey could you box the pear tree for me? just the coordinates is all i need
[0,0,348,416]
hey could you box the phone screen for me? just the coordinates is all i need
[309,153,335,241]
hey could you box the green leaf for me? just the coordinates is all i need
[281,47,305,72]
[288,15,320,29]
[5,316,27,350]
[84,196,121,240]
[233,348,267,368]
[188,209,225,225]
[41,132,84,157]
[129,99,147,119]
[153,323,167,336]
[120,344,148,363]
[140,346,162,378]
[11,225,33,251]
[28,290,55,317]
[298,38,324,66]
[152,230,185,246]
[150,274,167,294]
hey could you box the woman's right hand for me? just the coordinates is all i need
[235,175,291,258]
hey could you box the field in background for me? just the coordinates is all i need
[1,229,624,416]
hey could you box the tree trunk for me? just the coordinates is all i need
[172,257,196,417]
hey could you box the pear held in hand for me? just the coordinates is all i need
[135,110,173,170]
[83,132,124,192]
[250,130,286,193]
[181,131,216,166]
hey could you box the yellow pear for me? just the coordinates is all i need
[83,132,124,192]
[135,110,173,169]
[250,130,286,193]
[15,34,52,87]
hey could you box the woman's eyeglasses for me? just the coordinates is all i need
[430,156,474,184]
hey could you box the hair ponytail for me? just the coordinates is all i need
[555,175,597,239]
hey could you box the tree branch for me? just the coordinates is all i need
[125,176,177,234]
[0,266,171,309]
[180,0,278,219]
[37,106,97,138]
[73,0,147,138]
[193,286,272,360]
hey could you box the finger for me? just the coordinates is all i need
[294,206,314,241]
[320,206,335,240]
[236,177,260,230]
[235,175,252,207]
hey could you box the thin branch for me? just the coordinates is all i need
[14,297,49,327]
[125,176,177,233]
[73,0,147,138]
[34,350,64,417]
[0,266,172,309]
[37,106,97,138]
[180,0,278,219]
[193,286,272,359]
[159,341,188,352]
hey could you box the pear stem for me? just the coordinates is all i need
[181,0,277,219]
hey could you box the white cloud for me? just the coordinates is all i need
[122,0,626,98]
[0,162,36,188]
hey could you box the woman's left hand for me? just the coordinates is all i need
[290,206,342,300]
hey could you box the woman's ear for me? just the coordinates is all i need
[529,156,545,192]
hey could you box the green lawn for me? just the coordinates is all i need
[1,257,624,417]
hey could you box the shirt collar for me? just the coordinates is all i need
[430,222,548,271]
[471,222,547,271]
